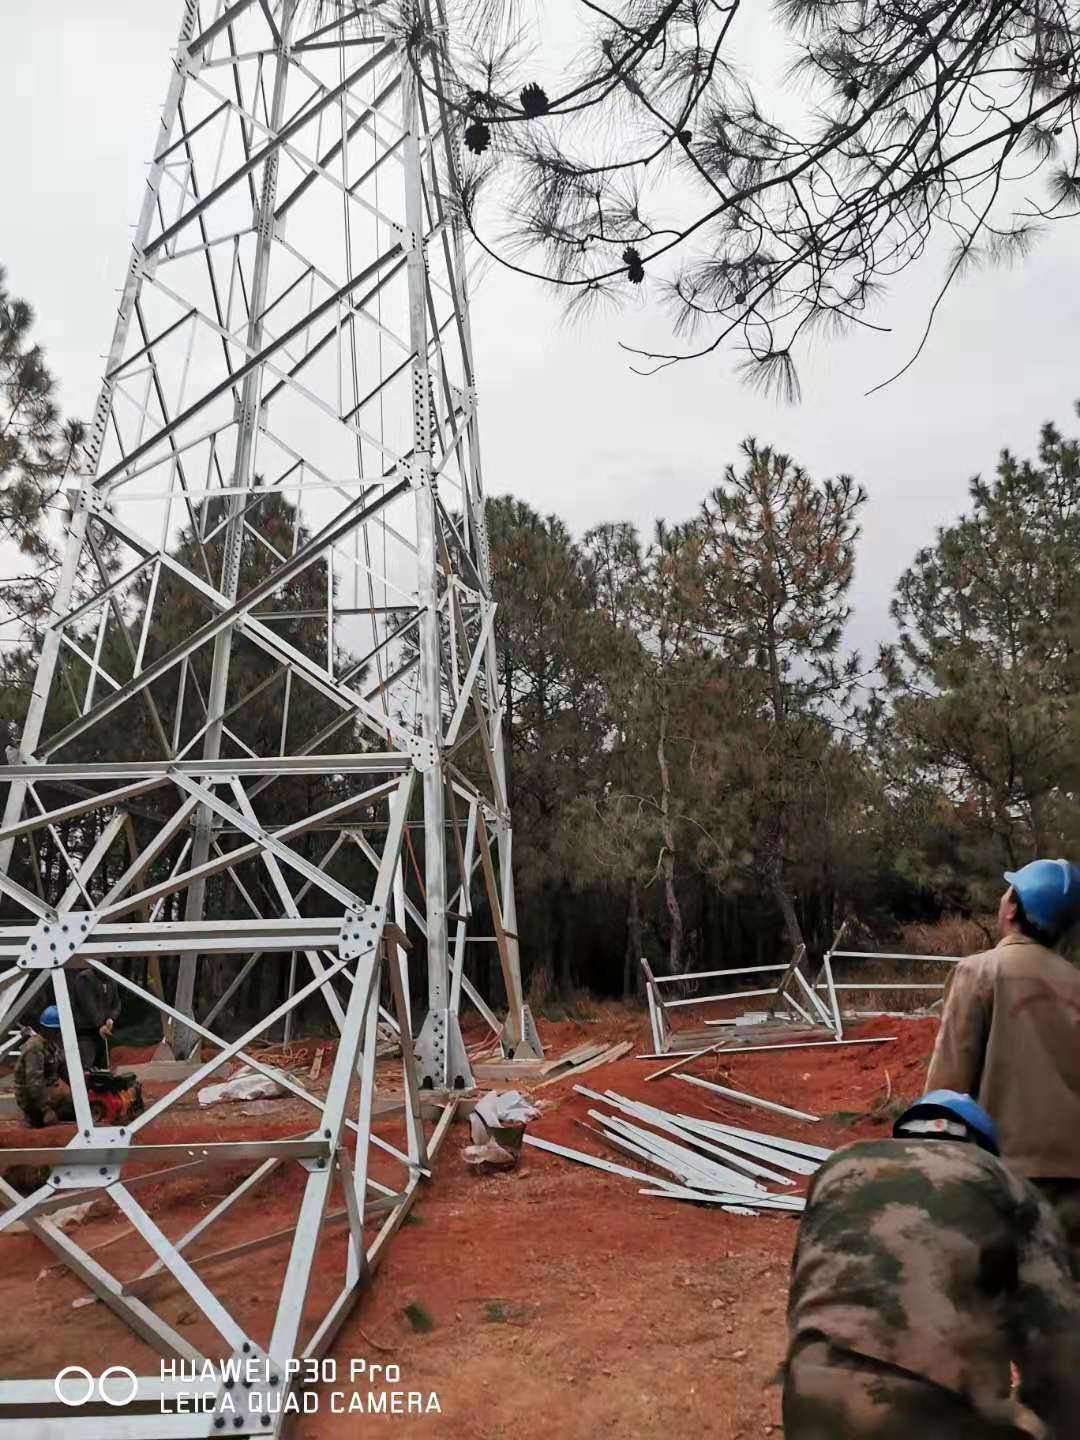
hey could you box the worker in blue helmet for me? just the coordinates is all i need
[928,858,1080,1273]
[12,1005,73,1128]
[784,1089,1080,1438]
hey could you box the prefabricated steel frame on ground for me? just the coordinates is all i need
[639,946,837,1053]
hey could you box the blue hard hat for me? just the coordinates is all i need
[38,1005,61,1030]
[1004,858,1080,936]
[893,1089,1000,1155]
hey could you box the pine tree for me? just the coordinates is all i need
[0,267,84,637]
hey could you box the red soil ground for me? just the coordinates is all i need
[0,1007,939,1438]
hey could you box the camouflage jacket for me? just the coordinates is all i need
[13,1031,64,1115]
[787,1138,1080,1436]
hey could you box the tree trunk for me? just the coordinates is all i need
[624,878,643,996]
[656,687,684,973]
[557,889,574,996]
[769,862,805,955]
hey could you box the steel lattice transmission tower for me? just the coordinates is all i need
[0,0,539,1078]
[0,2,538,1428]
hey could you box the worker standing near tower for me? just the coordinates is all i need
[70,964,121,1070]
[927,858,1080,1270]
[783,1092,1080,1438]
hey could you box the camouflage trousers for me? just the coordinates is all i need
[783,1342,1032,1440]
[1031,1180,1080,1283]
[21,1083,75,1129]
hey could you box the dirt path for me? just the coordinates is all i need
[0,1007,939,1435]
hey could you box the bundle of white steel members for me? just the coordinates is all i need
[523,1086,831,1216]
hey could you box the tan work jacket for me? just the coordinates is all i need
[927,932,1080,1179]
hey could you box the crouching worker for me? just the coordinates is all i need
[783,1091,1080,1439]
[13,1007,74,1128]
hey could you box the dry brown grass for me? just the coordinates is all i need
[898,913,996,956]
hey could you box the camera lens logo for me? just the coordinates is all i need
[54,1366,138,1407]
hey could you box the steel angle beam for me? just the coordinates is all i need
[677,1119,827,1173]
[689,1119,833,1163]
[590,1090,796,1187]
[674,1073,821,1123]
[522,1132,684,1193]
[640,1186,804,1213]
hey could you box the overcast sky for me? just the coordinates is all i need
[4,0,1079,665]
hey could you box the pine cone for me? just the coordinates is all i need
[520,82,551,118]
[622,246,645,285]
[464,119,491,155]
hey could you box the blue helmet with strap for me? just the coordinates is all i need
[38,1005,61,1030]
[893,1090,1000,1155]
[1004,858,1080,937]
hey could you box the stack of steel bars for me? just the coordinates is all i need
[524,1086,830,1217]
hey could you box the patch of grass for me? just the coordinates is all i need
[827,1111,865,1127]
[402,1301,435,1333]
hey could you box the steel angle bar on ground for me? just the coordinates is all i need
[589,1111,763,1195]
[689,1119,833,1163]
[578,1117,672,1174]
[671,1119,822,1176]
[674,1074,821,1123]
[587,1121,716,1192]
[640,1185,805,1213]
[118,1156,275,1297]
[682,1119,828,1172]
[593,1111,777,1192]
[644,1039,730,1081]
[522,1133,686,1192]
[592,1091,796,1187]
[579,1087,773,1191]
[664,1035,896,1059]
